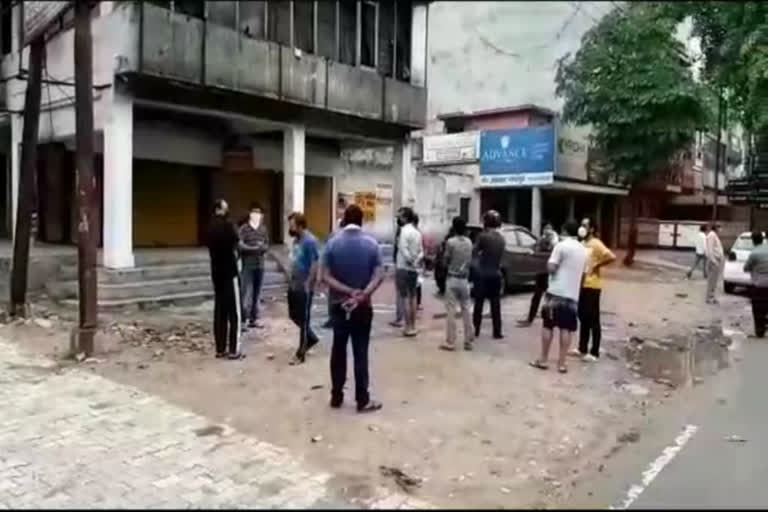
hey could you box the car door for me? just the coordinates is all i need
[501,228,531,285]
[515,228,547,278]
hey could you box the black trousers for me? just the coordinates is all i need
[287,288,319,359]
[330,303,373,406]
[578,288,602,357]
[473,273,502,337]
[527,273,549,322]
[751,286,768,338]
[213,276,241,355]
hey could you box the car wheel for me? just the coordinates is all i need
[724,282,736,294]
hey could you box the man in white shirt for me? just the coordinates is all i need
[530,221,587,374]
[395,207,424,337]
[705,223,725,304]
[686,225,709,279]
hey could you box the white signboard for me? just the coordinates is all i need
[23,1,71,46]
[422,131,480,166]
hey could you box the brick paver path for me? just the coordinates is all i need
[0,339,429,509]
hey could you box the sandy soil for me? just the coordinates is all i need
[0,263,751,508]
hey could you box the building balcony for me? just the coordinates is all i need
[114,3,426,133]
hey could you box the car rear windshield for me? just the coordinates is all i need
[733,237,755,251]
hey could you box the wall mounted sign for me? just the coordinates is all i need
[479,125,555,187]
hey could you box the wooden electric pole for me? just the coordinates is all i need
[713,89,725,222]
[73,0,98,354]
[9,37,44,317]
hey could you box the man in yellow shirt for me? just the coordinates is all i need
[576,218,616,362]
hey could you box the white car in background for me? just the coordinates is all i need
[723,231,766,294]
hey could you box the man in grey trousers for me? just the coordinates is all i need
[440,217,474,351]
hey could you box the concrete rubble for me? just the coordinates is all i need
[623,322,739,387]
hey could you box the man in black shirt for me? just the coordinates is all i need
[472,210,505,339]
[206,199,244,360]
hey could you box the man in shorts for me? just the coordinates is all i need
[530,221,587,374]
[395,207,423,337]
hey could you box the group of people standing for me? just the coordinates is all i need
[206,199,384,413]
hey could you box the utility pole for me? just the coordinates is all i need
[73,0,98,354]
[9,37,44,317]
[713,89,725,222]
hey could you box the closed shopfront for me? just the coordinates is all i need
[305,175,332,241]
[133,159,204,247]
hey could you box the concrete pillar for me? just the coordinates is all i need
[283,125,306,242]
[506,192,517,224]
[568,195,576,221]
[410,3,428,87]
[469,190,481,224]
[392,139,414,214]
[9,114,21,237]
[103,87,135,269]
[531,186,542,236]
[596,196,604,231]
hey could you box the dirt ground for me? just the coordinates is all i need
[0,262,752,509]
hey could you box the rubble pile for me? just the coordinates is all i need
[624,322,737,387]
[105,321,213,355]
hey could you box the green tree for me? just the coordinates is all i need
[661,1,768,136]
[555,4,708,265]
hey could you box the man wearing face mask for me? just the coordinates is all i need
[238,203,269,330]
[206,199,244,360]
[575,217,616,362]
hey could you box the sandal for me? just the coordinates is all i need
[439,344,456,351]
[227,353,246,361]
[529,360,549,371]
[289,355,305,366]
[558,365,568,374]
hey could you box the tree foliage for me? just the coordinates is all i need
[661,1,768,134]
[555,4,708,187]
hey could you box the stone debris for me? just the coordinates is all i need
[617,430,641,444]
[311,435,324,443]
[33,318,53,329]
[724,435,748,443]
[379,466,422,494]
[106,321,212,354]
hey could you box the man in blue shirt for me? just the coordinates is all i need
[287,212,320,365]
[322,204,385,413]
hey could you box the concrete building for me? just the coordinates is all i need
[0,0,429,269]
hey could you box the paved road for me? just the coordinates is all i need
[628,338,768,509]
[0,339,429,509]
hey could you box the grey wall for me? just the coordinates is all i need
[426,1,614,126]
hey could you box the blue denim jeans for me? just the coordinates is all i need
[240,265,264,323]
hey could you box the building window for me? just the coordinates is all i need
[268,0,291,46]
[207,1,236,29]
[240,1,266,40]
[378,0,394,76]
[174,0,204,19]
[294,1,314,53]
[360,1,377,68]
[1,3,10,56]
[395,0,411,81]
[316,1,336,59]
[339,0,356,65]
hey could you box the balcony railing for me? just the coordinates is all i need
[127,3,425,128]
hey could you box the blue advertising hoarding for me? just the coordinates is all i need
[479,125,556,187]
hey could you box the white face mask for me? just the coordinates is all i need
[249,212,263,227]
[577,226,588,239]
